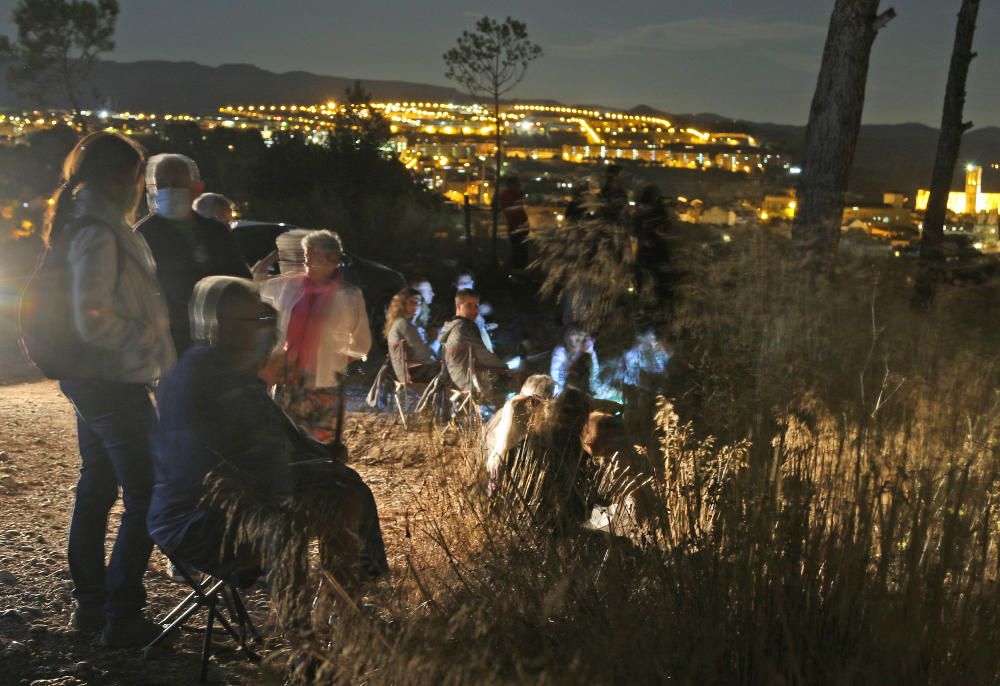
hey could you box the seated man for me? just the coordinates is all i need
[437,289,509,395]
[148,276,387,630]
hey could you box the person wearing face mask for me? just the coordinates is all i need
[135,154,249,355]
[148,276,387,629]
[253,230,372,442]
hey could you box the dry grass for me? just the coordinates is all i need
[264,227,1000,685]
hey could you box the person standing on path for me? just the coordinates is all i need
[47,132,175,648]
[136,154,249,356]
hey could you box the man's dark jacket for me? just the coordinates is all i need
[136,213,249,354]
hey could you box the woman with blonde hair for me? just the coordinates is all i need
[384,287,437,384]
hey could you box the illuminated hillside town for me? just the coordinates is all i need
[1,101,998,253]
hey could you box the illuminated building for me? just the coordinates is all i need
[761,193,797,221]
[915,165,1000,214]
[761,190,912,230]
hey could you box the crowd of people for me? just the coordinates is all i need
[23,129,675,665]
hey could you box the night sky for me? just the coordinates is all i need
[0,0,997,126]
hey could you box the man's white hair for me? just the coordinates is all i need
[192,192,234,220]
[146,153,200,192]
[189,276,258,344]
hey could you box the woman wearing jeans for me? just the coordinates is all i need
[46,132,175,647]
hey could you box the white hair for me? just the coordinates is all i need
[192,192,234,220]
[301,229,343,256]
[520,374,556,399]
[189,276,259,344]
[146,153,200,192]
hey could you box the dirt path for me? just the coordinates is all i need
[0,379,437,685]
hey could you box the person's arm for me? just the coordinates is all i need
[68,224,157,352]
[345,289,371,361]
[550,346,568,394]
[213,383,295,501]
[589,349,601,396]
[457,320,505,370]
[403,321,434,363]
[251,249,279,282]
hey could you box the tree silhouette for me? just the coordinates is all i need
[792,0,894,267]
[0,0,119,128]
[444,16,542,267]
[915,0,980,307]
[331,80,390,155]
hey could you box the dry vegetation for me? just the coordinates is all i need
[3,226,1000,685]
[300,228,1000,685]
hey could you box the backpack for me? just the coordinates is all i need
[18,216,117,379]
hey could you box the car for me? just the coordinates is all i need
[230,220,407,338]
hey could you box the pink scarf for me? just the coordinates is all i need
[285,275,341,374]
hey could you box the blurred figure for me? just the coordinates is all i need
[632,184,676,309]
[599,163,628,219]
[620,328,670,390]
[149,276,386,628]
[136,154,249,355]
[256,230,371,442]
[550,325,600,397]
[192,192,236,224]
[484,374,556,496]
[498,175,531,271]
[47,132,175,647]
[496,387,597,533]
[410,278,436,329]
[384,287,438,383]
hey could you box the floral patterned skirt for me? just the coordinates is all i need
[275,371,343,443]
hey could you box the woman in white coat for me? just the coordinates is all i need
[254,230,371,441]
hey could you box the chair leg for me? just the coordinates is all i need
[220,586,262,663]
[142,598,203,658]
[199,594,216,684]
[395,390,409,430]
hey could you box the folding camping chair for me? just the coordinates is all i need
[141,555,261,684]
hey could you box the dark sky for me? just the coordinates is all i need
[1,0,998,126]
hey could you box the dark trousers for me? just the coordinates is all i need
[59,379,156,620]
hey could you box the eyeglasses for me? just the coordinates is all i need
[218,312,277,322]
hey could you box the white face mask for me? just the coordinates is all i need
[152,188,192,220]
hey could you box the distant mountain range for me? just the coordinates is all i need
[0,59,478,112]
[1,59,998,199]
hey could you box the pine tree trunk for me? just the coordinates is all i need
[915,0,979,306]
[493,94,502,269]
[792,0,893,266]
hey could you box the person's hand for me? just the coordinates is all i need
[250,249,279,277]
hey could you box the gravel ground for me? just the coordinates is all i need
[0,378,439,685]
